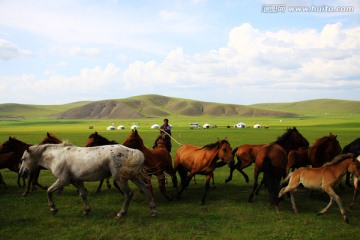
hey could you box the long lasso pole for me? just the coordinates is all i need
[160,129,183,146]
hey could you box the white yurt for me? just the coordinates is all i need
[151,124,160,129]
[254,124,261,128]
[107,126,115,130]
[203,123,210,129]
[117,125,125,130]
[234,122,246,128]
[131,125,138,130]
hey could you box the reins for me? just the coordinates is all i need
[160,129,183,146]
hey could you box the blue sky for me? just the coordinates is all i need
[0,0,359,105]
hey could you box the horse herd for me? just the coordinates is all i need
[1,127,360,223]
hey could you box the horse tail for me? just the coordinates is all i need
[279,172,293,190]
[263,156,280,206]
[177,164,189,188]
[232,147,239,157]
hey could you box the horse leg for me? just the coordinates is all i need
[34,169,48,190]
[225,162,237,183]
[131,177,157,217]
[317,197,334,215]
[157,173,172,201]
[178,171,195,196]
[106,177,112,189]
[114,177,133,218]
[95,179,104,193]
[72,181,91,215]
[349,177,359,209]
[255,177,264,196]
[200,173,213,205]
[248,171,259,202]
[47,179,65,215]
[345,172,352,187]
[193,175,197,184]
[23,171,36,196]
[322,187,348,223]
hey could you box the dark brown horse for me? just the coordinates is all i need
[85,131,118,193]
[341,138,360,187]
[0,137,31,188]
[225,144,265,183]
[22,132,63,196]
[286,133,342,174]
[248,127,309,206]
[174,138,235,204]
[122,129,178,201]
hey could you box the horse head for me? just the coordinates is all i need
[277,127,309,151]
[39,132,63,145]
[123,129,145,150]
[0,137,31,154]
[217,139,235,167]
[326,133,342,156]
[85,131,116,147]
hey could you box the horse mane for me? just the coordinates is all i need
[275,127,296,144]
[322,153,354,166]
[199,139,229,150]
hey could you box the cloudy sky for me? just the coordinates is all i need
[0,0,359,105]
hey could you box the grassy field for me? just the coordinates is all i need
[1,115,360,240]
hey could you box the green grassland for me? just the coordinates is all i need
[1,114,360,240]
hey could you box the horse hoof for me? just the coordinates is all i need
[51,209,58,215]
[151,211,157,217]
[116,212,126,219]
[344,217,349,224]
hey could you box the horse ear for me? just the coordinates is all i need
[26,146,31,153]
[47,132,51,137]
[95,131,98,135]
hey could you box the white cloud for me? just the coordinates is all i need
[122,22,360,97]
[0,39,32,60]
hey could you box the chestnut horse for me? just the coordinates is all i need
[174,139,235,204]
[22,132,63,196]
[286,133,342,174]
[248,127,309,206]
[85,132,118,193]
[122,129,178,201]
[278,153,360,223]
[225,144,265,183]
[0,137,31,188]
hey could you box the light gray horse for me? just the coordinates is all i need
[19,143,156,218]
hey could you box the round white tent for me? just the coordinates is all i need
[117,125,125,130]
[254,124,261,128]
[107,126,115,130]
[203,123,210,129]
[151,124,160,129]
[131,125,138,130]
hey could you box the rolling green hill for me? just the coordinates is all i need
[251,99,360,115]
[56,95,297,119]
[1,95,359,119]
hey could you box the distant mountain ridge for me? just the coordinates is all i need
[56,95,297,119]
[1,95,359,119]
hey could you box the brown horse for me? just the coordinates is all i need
[286,133,342,174]
[22,132,63,196]
[278,153,360,223]
[85,132,118,193]
[122,129,178,201]
[174,138,235,204]
[248,127,309,206]
[0,137,31,188]
[225,144,265,183]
